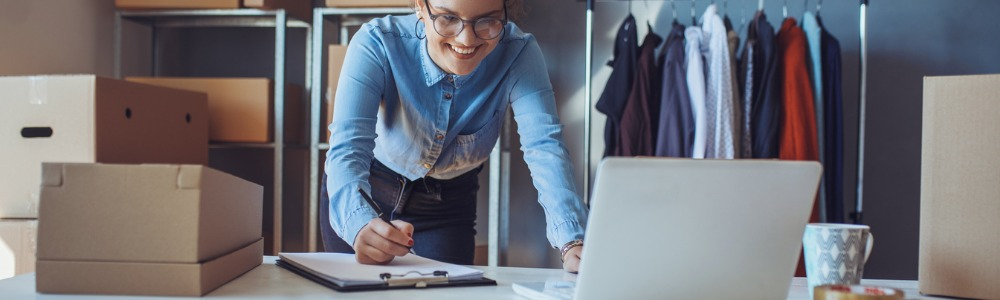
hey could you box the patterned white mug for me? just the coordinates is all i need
[802,223,875,299]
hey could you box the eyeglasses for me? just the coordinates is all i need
[423,0,507,40]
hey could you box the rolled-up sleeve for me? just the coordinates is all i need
[508,38,589,248]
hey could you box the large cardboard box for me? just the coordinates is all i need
[920,74,1000,300]
[37,238,262,296]
[116,0,312,22]
[325,0,410,7]
[243,0,312,22]
[0,75,208,219]
[126,77,305,144]
[37,163,262,263]
[325,45,348,143]
[0,220,36,280]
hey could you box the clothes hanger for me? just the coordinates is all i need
[782,0,788,19]
[691,0,697,25]
[671,0,680,26]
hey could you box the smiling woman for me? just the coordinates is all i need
[321,0,589,274]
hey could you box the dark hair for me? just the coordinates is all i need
[413,0,525,21]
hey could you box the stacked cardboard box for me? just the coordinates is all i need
[36,163,263,296]
[920,74,1000,299]
[0,75,209,279]
[325,45,348,143]
[125,77,305,144]
[115,0,312,22]
[325,0,410,7]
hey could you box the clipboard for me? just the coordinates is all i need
[276,253,497,292]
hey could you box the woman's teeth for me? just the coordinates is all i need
[451,45,475,55]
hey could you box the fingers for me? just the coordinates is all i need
[562,246,583,274]
[353,219,414,265]
[390,220,415,239]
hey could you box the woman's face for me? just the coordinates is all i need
[416,0,506,75]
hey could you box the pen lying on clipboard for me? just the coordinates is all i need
[359,188,416,255]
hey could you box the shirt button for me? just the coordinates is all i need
[443,93,453,100]
[447,76,455,83]
[435,134,444,141]
[423,163,432,169]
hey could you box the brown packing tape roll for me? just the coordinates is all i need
[814,285,905,300]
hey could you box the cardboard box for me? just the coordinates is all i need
[325,45,348,143]
[920,74,1000,300]
[0,75,208,219]
[37,163,262,263]
[115,0,240,10]
[116,0,312,22]
[325,0,410,7]
[126,77,305,144]
[0,220,36,279]
[243,0,313,22]
[37,238,262,296]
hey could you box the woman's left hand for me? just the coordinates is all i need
[562,245,583,273]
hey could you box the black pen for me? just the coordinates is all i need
[358,188,415,254]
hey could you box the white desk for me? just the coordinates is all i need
[0,257,946,299]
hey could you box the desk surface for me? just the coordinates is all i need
[0,257,945,299]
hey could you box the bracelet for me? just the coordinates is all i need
[559,239,584,262]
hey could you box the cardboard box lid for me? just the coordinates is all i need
[920,74,1000,299]
[37,238,263,297]
[115,0,240,9]
[37,163,262,264]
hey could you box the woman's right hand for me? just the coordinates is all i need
[353,218,415,264]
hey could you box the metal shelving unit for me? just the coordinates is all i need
[113,9,311,255]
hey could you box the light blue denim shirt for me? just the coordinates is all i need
[325,14,588,249]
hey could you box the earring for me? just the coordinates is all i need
[414,17,426,40]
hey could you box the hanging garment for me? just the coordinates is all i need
[685,24,708,159]
[725,16,743,158]
[751,13,782,159]
[655,22,694,157]
[737,15,758,158]
[618,29,663,157]
[820,17,845,223]
[701,4,737,159]
[776,18,819,162]
[803,12,827,221]
[596,15,638,157]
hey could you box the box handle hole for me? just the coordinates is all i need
[125,107,132,119]
[21,127,53,138]
[185,113,191,124]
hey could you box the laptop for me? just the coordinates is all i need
[513,157,821,300]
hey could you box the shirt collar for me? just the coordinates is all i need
[419,39,477,89]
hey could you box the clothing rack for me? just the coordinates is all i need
[583,0,869,225]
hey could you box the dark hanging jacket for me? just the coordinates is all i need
[750,12,782,159]
[596,15,638,157]
[619,28,663,157]
[655,22,693,157]
[820,16,845,223]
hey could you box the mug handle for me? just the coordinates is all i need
[863,232,875,263]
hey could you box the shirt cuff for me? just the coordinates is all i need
[550,220,586,249]
[338,205,379,248]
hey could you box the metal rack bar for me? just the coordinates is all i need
[272,10,287,256]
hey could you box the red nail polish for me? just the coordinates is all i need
[408,240,414,246]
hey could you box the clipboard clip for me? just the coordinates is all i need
[379,270,449,288]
